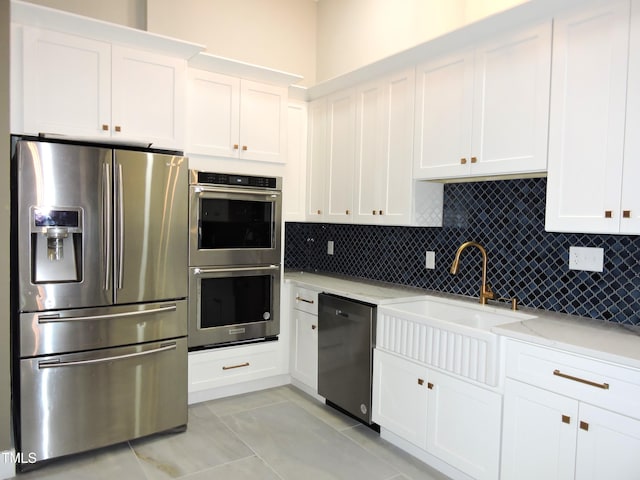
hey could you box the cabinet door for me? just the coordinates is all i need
[546,1,630,233]
[501,379,578,480]
[621,0,640,234]
[284,101,308,222]
[381,69,415,225]
[112,46,187,149]
[414,51,474,180]
[239,80,287,163]
[187,70,240,157]
[291,310,318,391]
[575,403,640,480]
[22,26,111,139]
[471,22,551,177]
[426,370,501,480]
[306,98,327,220]
[354,80,386,224]
[372,349,428,450]
[325,89,356,222]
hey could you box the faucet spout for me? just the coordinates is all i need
[450,241,495,305]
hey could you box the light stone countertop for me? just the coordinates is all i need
[285,270,640,370]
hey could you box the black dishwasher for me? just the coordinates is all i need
[318,293,376,425]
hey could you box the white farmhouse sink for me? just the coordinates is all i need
[377,296,537,386]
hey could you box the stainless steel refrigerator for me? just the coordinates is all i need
[13,138,188,466]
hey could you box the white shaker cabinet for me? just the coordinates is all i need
[501,339,640,480]
[373,349,501,480]
[289,285,320,394]
[354,69,417,226]
[283,100,308,222]
[20,26,187,149]
[545,0,636,234]
[413,21,551,180]
[306,98,328,221]
[187,69,287,163]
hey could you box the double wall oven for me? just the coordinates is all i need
[188,171,282,349]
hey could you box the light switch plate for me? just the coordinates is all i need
[425,251,435,269]
[569,246,604,272]
[327,240,334,255]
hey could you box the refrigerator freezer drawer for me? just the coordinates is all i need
[19,337,188,464]
[20,300,187,357]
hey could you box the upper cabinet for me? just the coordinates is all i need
[11,0,203,150]
[307,70,443,227]
[187,69,288,162]
[413,22,552,181]
[186,53,302,163]
[545,0,638,234]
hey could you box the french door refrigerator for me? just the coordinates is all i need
[13,137,188,467]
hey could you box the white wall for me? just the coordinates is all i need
[315,0,529,82]
[22,0,146,29]
[147,0,317,87]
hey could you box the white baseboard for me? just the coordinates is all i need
[188,374,290,404]
[0,449,16,480]
[380,428,473,480]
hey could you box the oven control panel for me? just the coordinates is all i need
[194,171,280,190]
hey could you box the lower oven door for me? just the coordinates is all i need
[188,265,280,349]
[19,338,187,464]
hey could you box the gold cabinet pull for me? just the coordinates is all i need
[311,324,317,330]
[114,125,122,132]
[102,124,109,131]
[222,362,250,370]
[605,210,613,218]
[580,421,589,431]
[418,378,424,386]
[471,156,478,163]
[233,144,239,150]
[379,210,384,215]
[316,209,322,215]
[460,158,467,165]
[346,209,350,215]
[372,210,377,215]
[242,145,248,151]
[553,369,609,390]
[427,382,434,390]
[562,415,571,424]
[295,296,314,304]
[623,210,631,218]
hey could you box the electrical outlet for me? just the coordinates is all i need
[425,251,435,269]
[569,246,604,272]
[327,240,334,255]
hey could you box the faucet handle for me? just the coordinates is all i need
[496,296,519,311]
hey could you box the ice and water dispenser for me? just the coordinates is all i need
[30,207,83,283]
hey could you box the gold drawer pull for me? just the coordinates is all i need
[233,144,239,150]
[114,125,122,132]
[102,124,109,131]
[623,210,631,218]
[242,145,248,151]
[372,210,377,215]
[580,421,589,431]
[553,369,609,390]
[418,378,424,386]
[427,382,434,390]
[296,296,314,304]
[470,156,477,163]
[562,415,571,424]
[222,362,250,370]
[379,210,384,215]
[311,324,317,330]
[605,210,613,218]
[346,209,350,215]
[460,158,467,165]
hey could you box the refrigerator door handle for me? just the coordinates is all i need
[37,304,177,324]
[37,342,178,369]
[102,162,111,291]
[116,162,125,290]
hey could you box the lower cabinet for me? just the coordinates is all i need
[372,349,501,480]
[289,285,320,393]
[501,339,640,480]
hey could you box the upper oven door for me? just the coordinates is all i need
[189,185,282,266]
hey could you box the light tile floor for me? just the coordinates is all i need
[14,385,450,480]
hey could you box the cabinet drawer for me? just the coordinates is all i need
[292,286,319,315]
[505,339,640,419]
[188,341,281,392]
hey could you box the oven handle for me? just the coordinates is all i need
[193,186,281,198]
[193,265,280,275]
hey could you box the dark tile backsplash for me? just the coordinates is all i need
[285,177,640,326]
